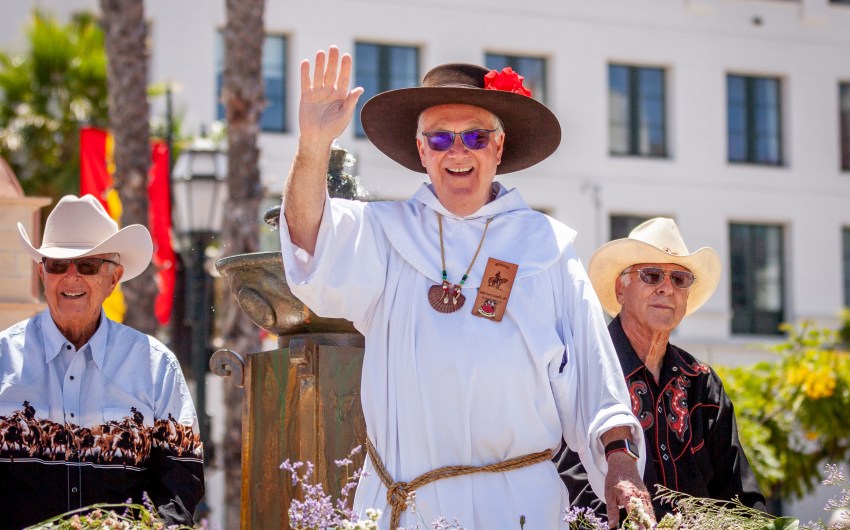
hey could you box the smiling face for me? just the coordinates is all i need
[39,253,123,347]
[616,262,690,336]
[416,104,505,216]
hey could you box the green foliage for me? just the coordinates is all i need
[716,310,850,500]
[0,9,108,207]
[25,501,194,529]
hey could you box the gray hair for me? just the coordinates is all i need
[619,266,633,287]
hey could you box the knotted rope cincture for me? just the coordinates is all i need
[364,437,553,529]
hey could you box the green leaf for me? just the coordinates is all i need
[763,517,800,530]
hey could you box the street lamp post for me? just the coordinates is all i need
[171,137,227,453]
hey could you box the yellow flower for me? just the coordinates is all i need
[803,369,836,399]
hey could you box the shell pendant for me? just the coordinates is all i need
[427,282,465,314]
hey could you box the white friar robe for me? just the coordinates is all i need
[280,182,644,529]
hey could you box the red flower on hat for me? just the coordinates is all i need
[483,67,532,97]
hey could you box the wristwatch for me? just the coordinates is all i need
[604,439,639,461]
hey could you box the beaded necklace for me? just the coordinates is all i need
[427,213,493,313]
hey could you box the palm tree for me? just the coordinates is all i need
[0,10,108,217]
[99,0,158,335]
[220,0,266,525]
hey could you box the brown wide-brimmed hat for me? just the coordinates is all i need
[588,217,721,317]
[18,194,153,282]
[360,63,561,174]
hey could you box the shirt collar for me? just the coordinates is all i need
[609,315,680,382]
[413,182,528,220]
[40,309,109,368]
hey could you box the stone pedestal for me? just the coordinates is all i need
[213,252,366,530]
[0,158,51,329]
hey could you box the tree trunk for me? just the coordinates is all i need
[221,0,265,527]
[99,0,158,335]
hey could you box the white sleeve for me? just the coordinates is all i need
[549,246,646,501]
[279,194,388,330]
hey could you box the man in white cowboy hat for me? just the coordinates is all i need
[280,46,650,529]
[556,217,766,518]
[0,195,204,528]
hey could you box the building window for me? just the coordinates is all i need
[485,54,547,103]
[844,228,850,307]
[730,223,785,335]
[841,82,850,171]
[727,75,782,165]
[216,34,287,132]
[354,42,419,137]
[610,215,653,240]
[608,64,667,157]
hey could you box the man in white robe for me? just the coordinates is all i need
[280,46,652,529]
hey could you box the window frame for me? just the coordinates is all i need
[215,32,288,133]
[840,82,850,172]
[353,42,420,138]
[484,53,548,104]
[726,74,784,166]
[729,222,786,336]
[607,63,668,158]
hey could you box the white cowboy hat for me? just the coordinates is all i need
[588,217,721,317]
[17,194,153,282]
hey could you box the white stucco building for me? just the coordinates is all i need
[2,0,849,525]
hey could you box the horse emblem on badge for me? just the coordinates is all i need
[477,298,498,319]
[487,271,509,290]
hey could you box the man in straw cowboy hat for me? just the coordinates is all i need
[557,218,766,518]
[280,46,651,529]
[0,195,204,528]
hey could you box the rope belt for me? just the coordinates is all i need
[364,437,553,529]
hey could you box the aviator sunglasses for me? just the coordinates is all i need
[42,257,119,275]
[622,267,696,289]
[421,128,499,151]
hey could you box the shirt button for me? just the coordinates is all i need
[663,454,669,461]
[69,413,75,418]
[661,444,666,450]
[672,366,678,372]
[71,487,78,493]
[69,375,75,380]
[66,345,72,350]
[658,406,663,413]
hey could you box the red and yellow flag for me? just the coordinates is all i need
[79,127,176,326]
[80,127,125,322]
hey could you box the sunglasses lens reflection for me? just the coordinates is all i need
[425,129,493,151]
[43,258,107,276]
[637,268,694,289]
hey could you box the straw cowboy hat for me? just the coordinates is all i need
[17,194,153,282]
[588,217,721,317]
[360,63,561,174]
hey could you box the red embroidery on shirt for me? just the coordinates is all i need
[629,380,654,430]
[665,376,690,442]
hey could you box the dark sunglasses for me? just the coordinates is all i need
[623,267,696,289]
[42,257,119,276]
[421,128,499,151]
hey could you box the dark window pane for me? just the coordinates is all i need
[730,223,785,335]
[610,215,654,240]
[608,64,666,157]
[727,75,782,165]
[261,35,286,132]
[844,228,850,306]
[354,42,419,137]
[840,83,850,171]
[215,33,287,132]
[486,54,547,103]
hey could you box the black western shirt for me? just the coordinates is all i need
[556,316,766,517]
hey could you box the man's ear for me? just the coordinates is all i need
[615,276,625,305]
[111,264,124,288]
[37,262,45,284]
